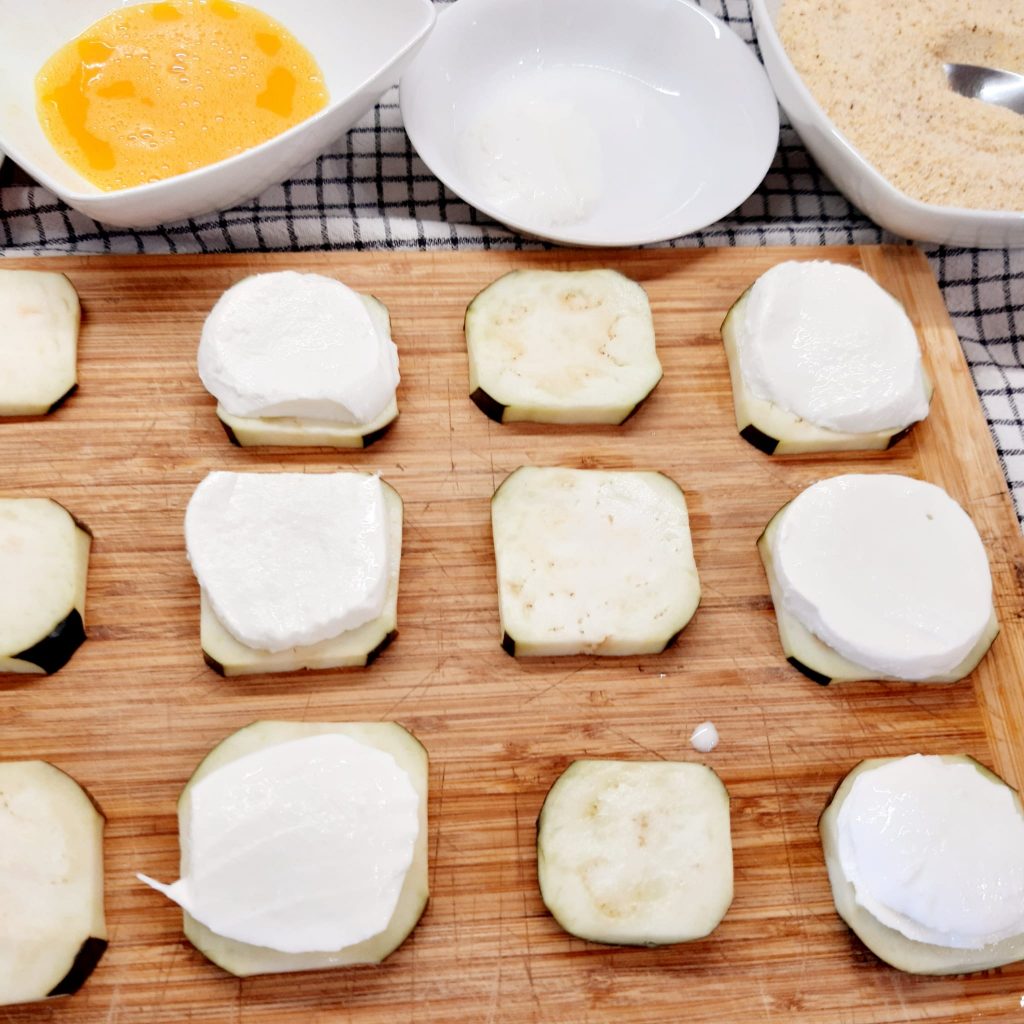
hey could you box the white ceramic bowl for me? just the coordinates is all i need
[400,0,779,247]
[752,0,1024,248]
[0,0,435,228]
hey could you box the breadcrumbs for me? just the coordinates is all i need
[776,0,1024,211]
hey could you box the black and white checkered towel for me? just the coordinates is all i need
[1,0,1022,520]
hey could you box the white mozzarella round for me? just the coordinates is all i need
[837,755,1024,949]
[185,472,389,653]
[139,733,419,954]
[198,272,399,424]
[736,261,929,434]
[771,474,992,679]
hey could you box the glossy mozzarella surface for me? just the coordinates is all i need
[736,261,929,433]
[837,755,1024,949]
[771,474,991,679]
[140,733,419,953]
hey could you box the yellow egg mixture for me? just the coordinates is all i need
[35,0,329,191]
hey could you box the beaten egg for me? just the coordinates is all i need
[35,0,329,191]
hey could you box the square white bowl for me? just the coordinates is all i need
[0,0,435,228]
[751,0,1024,248]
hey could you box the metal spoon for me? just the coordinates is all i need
[943,63,1024,116]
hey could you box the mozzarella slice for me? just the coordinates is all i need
[734,261,929,435]
[198,272,399,425]
[0,270,79,417]
[466,269,662,424]
[837,755,1024,950]
[537,760,732,945]
[770,475,992,680]
[0,498,91,676]
[185,472,389,653]
[491,467,700,656]
[140,731,420,956]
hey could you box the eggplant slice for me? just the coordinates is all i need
[491,467,700,656]
[0,270,79,418]
[537,759,732,945]
[0,761,106,1005]
[0,498,91,676]
[466,269,662,425]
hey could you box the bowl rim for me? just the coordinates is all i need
[0,0,436,207]
[749,0,1024,225]
[400,0,780,247]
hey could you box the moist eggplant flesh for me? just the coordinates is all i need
[0,761,106,1005]
[217,396,398,448]
[757,502,997,683]
[200,484,402,676]
[721,290,932,455]
[0,499,91,676]
[0,271,80,417]
[821,755,1024,974]
[491,467,700,657]
[466,269,662,425]
[537,759,732,945]
[175,721,428,977]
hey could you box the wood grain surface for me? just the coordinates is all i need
[1,245,1022,1024]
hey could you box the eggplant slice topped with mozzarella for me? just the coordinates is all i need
[139,721,428,977]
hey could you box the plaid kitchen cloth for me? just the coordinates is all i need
[2,0,1022,520]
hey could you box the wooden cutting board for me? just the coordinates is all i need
[1,245,1022,1024]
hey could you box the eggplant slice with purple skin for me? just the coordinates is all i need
[466,269,662,425]
[820,755,1024,974]
[0,761,106,1005]
[720,288,932,455]
[0,499,91,677]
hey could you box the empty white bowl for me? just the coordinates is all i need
[0,0,435,228]
[751,0,1024,248]
[400,0,779,246]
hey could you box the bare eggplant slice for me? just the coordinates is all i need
[537,760,732,945]
[0,270,79,417]
[212,295,398,447]
[821,755,1024,974]
[721,289,932,455]
[175,721,428,977]
[757,501,997,683]
[466,269,662,425]
[491,467,700,656]
[0,761,106,1005]
[200,483,402,676]
[0,498,91,676]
